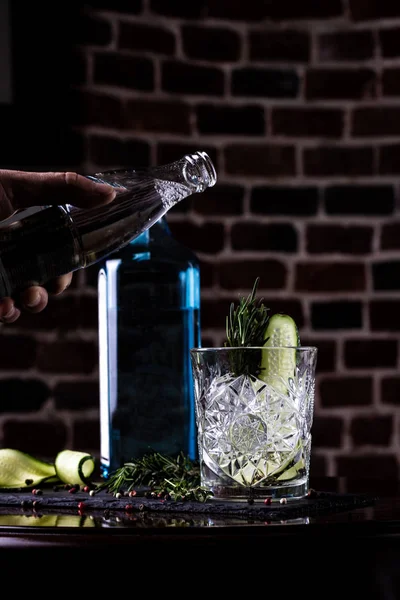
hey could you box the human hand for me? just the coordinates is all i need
[0,170,116,324]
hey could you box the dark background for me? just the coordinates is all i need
[1,1,400,481]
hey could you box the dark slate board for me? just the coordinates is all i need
[0,486,375,523]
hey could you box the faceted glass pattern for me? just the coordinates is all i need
[190,347,317,501]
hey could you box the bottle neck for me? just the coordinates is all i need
[70,151,215,266]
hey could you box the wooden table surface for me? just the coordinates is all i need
[0,476,399,599]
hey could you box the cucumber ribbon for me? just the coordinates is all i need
[0,448,95,488]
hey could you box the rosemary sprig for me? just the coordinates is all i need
[94,452,213,503]
[224,277,271,376]
[225,277,270,347]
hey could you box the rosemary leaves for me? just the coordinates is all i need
[94,452,213,503]
[224,277,270,376]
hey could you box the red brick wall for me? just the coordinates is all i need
[1,1,400,480]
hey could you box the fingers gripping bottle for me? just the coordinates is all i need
[0,151,216,300]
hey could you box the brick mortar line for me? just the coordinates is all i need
[196,253,400,263]
[87,8,350,30]
[315,447,400,457]
[75,129,400,148]
[88,8,400,34]
[316,371,398,379]
[195,176,400,184]
[393,413,400,453]
[201,326,400,340]
[362,294,371,333]
[309,16,318,66]
[200,330,388,341]
[77,46,400,71]
[73,125,400,148]
[180,216,400,225]
[342,413,353,453]
[199,289,400,298]
[181,215,397,226]
[295,219,307,255]
[342,105,351,141]
[371,219,382,254]
[241,181,252,215]
[71,83,400,106]
[87,8,400,34]
[153,56,162,93]
[0,373,100,384]
[373,375,382,410]
[312,405,396,417]
[109,17,118,51]
[285,252,296,292]
[0,331,101,343]
[197,176,400,184]
[184,219,400,228]
[295,143,303,178]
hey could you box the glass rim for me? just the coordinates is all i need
[190,346,317,352]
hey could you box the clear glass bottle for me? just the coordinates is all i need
[98,216,201,479]
[0,151,216,299]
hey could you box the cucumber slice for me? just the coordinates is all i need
[264,313,300,348]
[55,450,95,486]
[276,458,305,481]
[0,449,56,488]
[260,313,300,388]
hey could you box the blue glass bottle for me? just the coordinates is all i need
[98,216,200,479]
